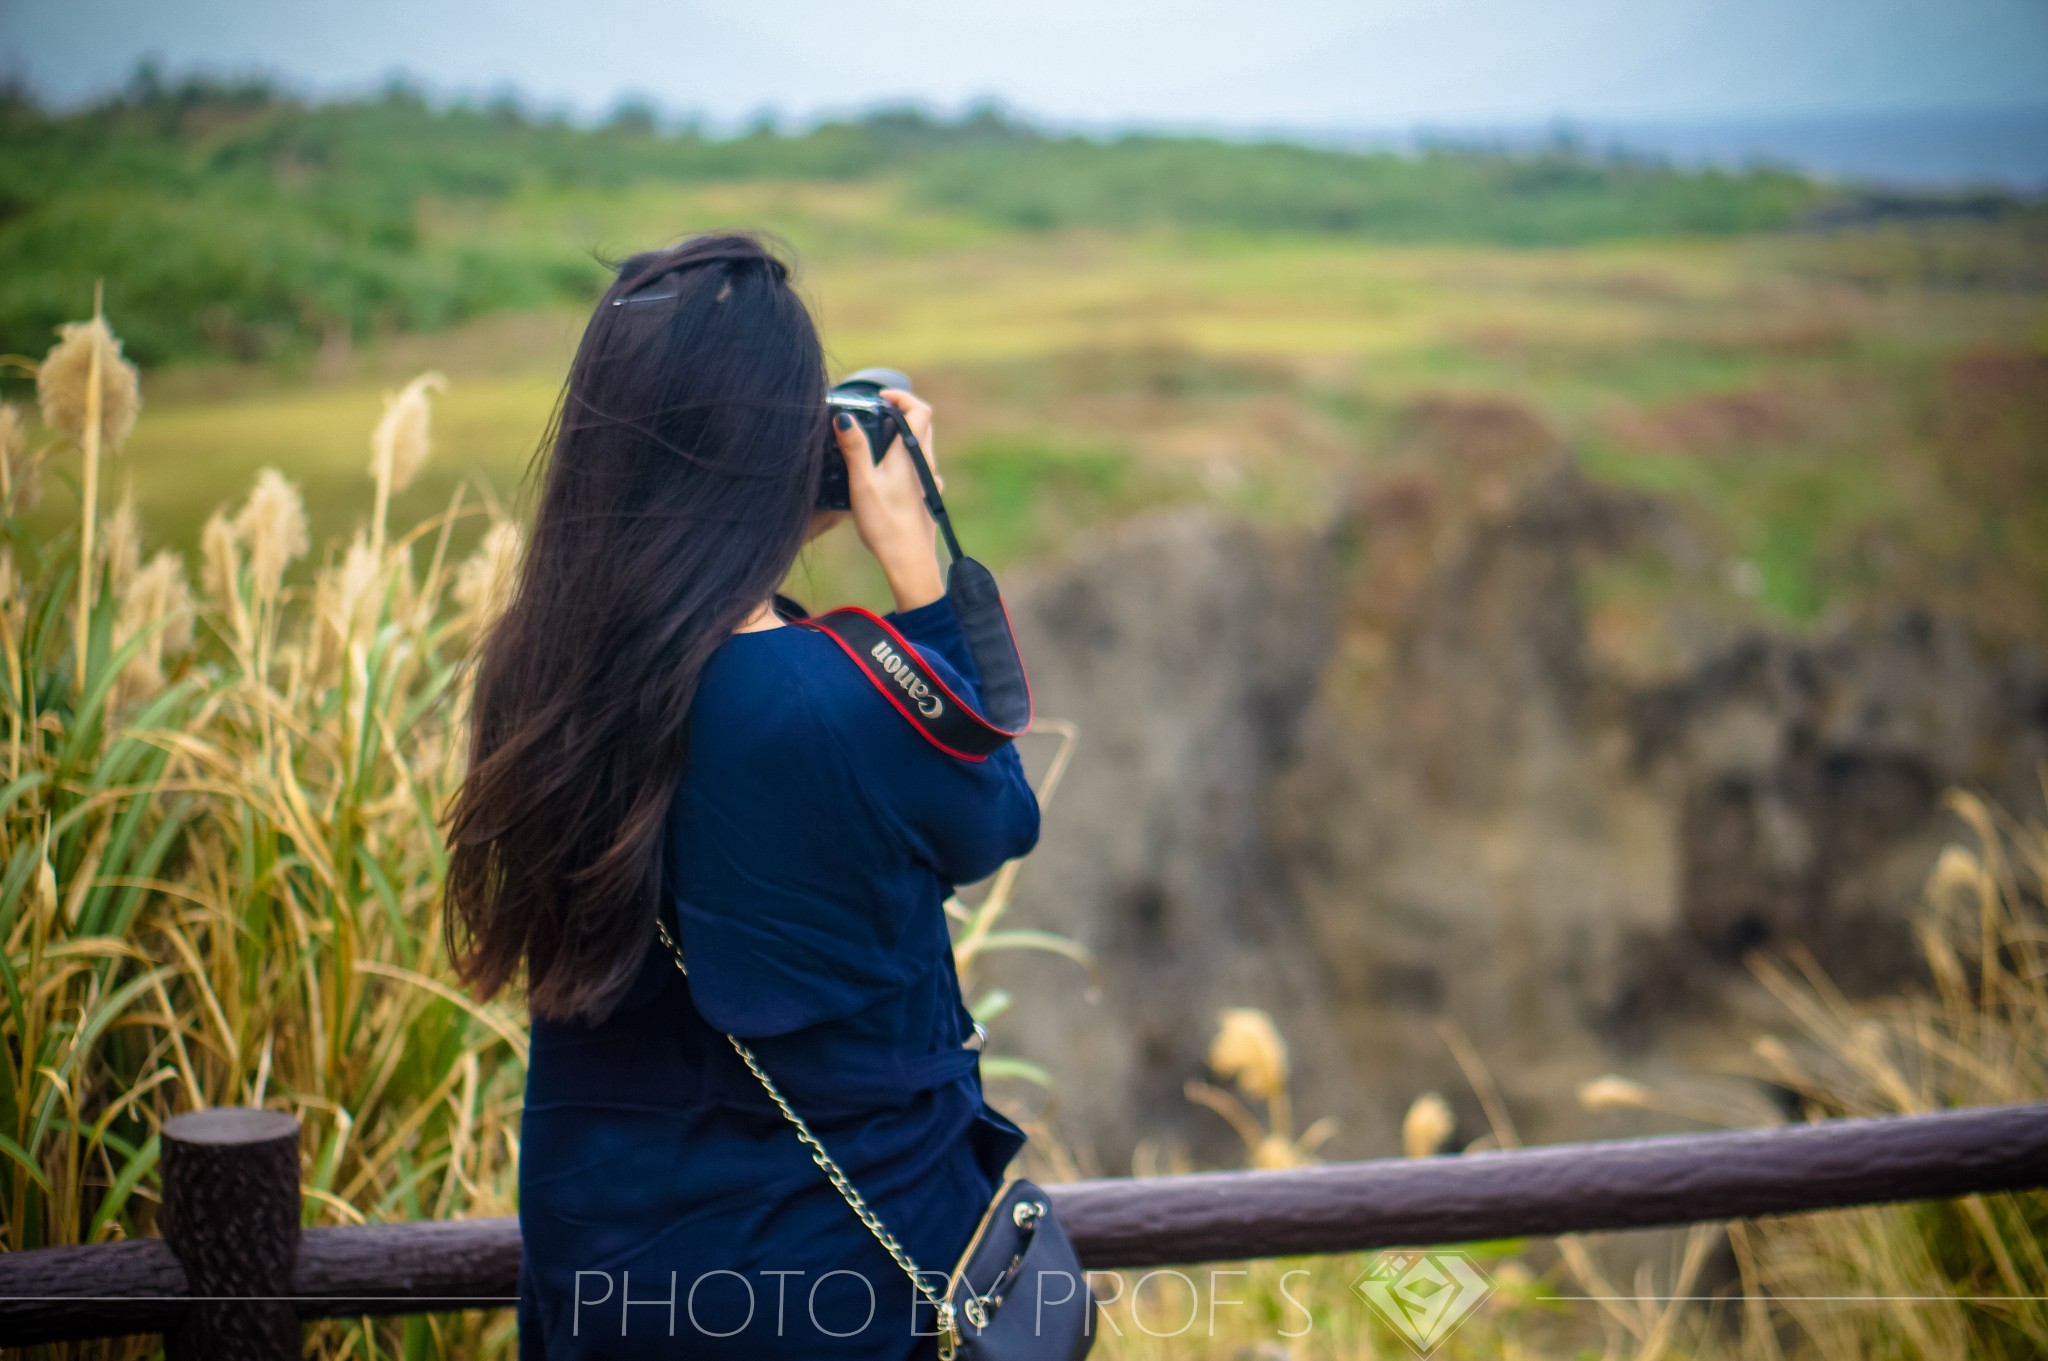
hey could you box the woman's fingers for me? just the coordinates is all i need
[840,410,911,518]
[834,410,874,467]
[838,412,890,503]
[841,401,944,610]
[880,388,929,426]
[880,389,932,445]
[879,388,936,481]
[839,416,893,513]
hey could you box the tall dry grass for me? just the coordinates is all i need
[1728,788,2048,1360]
[3,311,528,1360]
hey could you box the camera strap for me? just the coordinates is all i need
[797,402,1034,760]
[798,606,1029,761]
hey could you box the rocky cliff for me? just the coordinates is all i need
[985,413,2048,1172]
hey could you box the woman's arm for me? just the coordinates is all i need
[834,388,1036,880]
[838,387,945,612]
[870,667,1041,886]
[884,593,983,689]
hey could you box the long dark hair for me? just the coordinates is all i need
[443,232,828,1021]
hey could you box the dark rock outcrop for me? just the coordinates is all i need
[984,454,2048,1171]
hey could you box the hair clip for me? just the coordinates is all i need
[611,290,680,306]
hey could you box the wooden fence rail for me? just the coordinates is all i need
[1,1102,2043,1354]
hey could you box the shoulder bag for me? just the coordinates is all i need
[654,919,1097,1359]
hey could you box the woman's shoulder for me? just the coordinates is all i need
[695,617,972,760]
[694,624,887,745]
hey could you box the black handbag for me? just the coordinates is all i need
[655,918,1097,1359]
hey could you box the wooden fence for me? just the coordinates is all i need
[0,1102,2043,1356]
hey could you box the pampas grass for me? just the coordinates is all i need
[111,549,195,704]
[452,518,524,630]
[1208,1006,1290,1105]
[231,467,310,601]
[36,313,141,454]
[100,492,141,588]
[2,311,522,1360]
[1577,1074,1656,1113]
[1186,1005,1337,1170]
[369,371,447,554]
[1724,789,2048,1360]
[1401,1091,1456,1158]
[0,402,34,510]
[34,291,143,694]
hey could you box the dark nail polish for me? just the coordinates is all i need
[834,412,853,432]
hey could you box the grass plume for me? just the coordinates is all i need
[1,312,523,1360]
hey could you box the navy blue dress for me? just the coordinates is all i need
[517,595,1040,1359]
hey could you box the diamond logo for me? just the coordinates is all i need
[1352,1249,1495,1356]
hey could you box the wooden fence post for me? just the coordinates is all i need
[159,1108,302,1361]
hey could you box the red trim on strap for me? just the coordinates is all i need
[845,602,1031,740]
[796,608,996,762]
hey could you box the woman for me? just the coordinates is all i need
[444,233,1041,1358]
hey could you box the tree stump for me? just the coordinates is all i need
[159,1108,302,1360]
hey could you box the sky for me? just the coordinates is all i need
[3,0,2046,133]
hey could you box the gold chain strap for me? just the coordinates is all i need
[653,916,961,1357]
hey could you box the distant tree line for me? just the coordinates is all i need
[0,68,2000,365]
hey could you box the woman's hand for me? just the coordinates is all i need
[839,388,946,612]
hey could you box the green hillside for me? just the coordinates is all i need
[1,71,1845,365]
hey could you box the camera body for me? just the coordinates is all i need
[817,367,912,511]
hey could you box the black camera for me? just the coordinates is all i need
[817,367,913,511]
[806,365,1033,743]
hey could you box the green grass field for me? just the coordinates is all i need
[12,178,2041,633]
